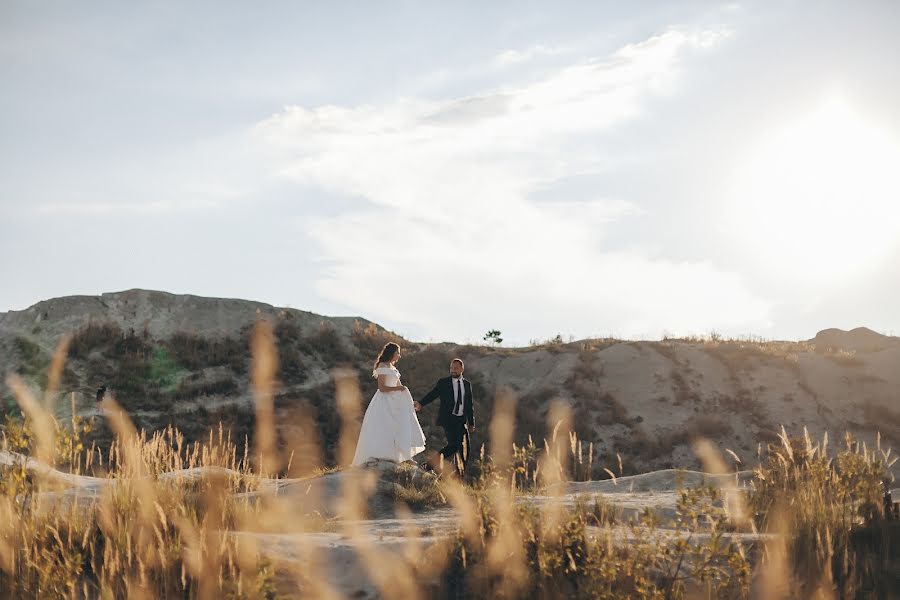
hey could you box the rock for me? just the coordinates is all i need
[0,288,380,342]
[243,459,440,519]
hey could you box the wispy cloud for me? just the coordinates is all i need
[254,27,768,342]
[33,198,220,217]
[492,44,571,68]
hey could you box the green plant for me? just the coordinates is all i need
[167,331,247,373]
[68,322,123,359]
[12,336,49,387]
[483,330,503,346]
[301,322,352,366]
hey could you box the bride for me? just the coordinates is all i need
[352,342,426,466]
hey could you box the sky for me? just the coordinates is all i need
[2,1,900,346]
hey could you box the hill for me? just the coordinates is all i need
[2,289,899,474]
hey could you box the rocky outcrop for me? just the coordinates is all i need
[0,289,376,342]
[240,458,442,519]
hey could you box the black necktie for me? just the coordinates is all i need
[453,379,462,416]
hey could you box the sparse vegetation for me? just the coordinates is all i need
[350,320,402,361]
[0,398,277,598]
[12,335,49,387]
[301,322,353,366]
[1,327,898,599]
[167,331,247,373]
[861,401,900,447]
[749,428,899,598]
[824,349,865,368]
[691,414,734,438]
[437,483,752,600]
[384,462,447,510]
[593,391,629,426]
[528,333,573,351]
[68,322,123,359]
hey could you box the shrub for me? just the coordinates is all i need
[824,350,865,368]
[749,429,897,597]
[861,401,900,450]
[68,322,123,359]
[384,464,447,510]
[301,322,353,365]
[5,326,897,600]
[592,391,629,426]
[0,410,277,598]
[170,376,240,401]
[12,336,48,386]
[351,320,400,360]
[690,415,733,438]
[273,316,307,384]
[167,331,247,373]
[437,481,750,599]
[670,369,699,406]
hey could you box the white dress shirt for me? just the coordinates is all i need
[453,376,465,416]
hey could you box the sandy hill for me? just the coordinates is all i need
[813,326,900,353]
[1,290,899,475]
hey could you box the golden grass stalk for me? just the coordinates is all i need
[251,319,280,476]
[1,327,896,599]
[7,373,56,469]
[483,388,529,597]
[691,437,750,529]
[43,334,72,415]
[539,401,571,542]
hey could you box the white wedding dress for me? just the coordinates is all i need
[352,365,426,466]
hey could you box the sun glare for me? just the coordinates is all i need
[727,95,900,283]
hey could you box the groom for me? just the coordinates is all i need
[414,358,475,476]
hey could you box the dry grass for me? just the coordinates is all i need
[1,327,897,599]
[350,320,405,361]
[824,350,865,368]
[0,395,275,598]
[749,427,899,598]
[665,332,880,382]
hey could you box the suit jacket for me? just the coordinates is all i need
[420,376,475,428]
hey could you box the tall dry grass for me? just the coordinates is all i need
[749,427,898,598]
[0,323,897,598]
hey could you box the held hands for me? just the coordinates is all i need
[413,401,422,412]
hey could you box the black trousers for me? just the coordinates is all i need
[437,417,469,474]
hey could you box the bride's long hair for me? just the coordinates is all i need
[373,342,400,377]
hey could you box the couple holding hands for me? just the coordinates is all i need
[351,342,475,476]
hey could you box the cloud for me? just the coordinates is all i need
[423,94,513,125]
[33,199,220,217]
[254,27,768,342]
[492,44,571,68]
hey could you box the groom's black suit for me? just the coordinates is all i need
[419,376,474,474]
